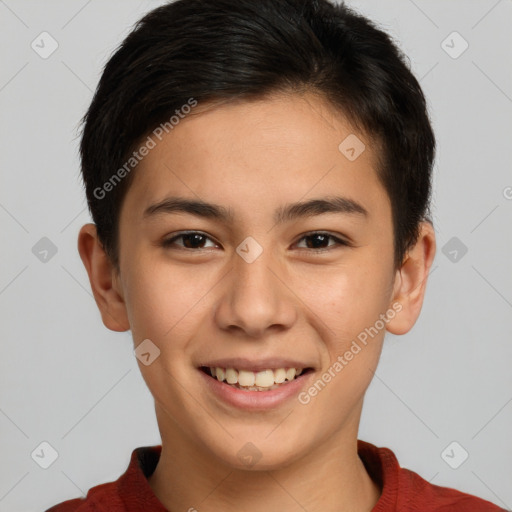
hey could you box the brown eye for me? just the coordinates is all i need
[295,232,349,250]
[162,231,217,249]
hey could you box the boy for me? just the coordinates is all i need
[46,0,506,510]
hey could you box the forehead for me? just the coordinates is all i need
[122,92,388,223]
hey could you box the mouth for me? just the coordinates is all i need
[199,365,315,392]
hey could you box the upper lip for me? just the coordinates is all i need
[198,358,315,372]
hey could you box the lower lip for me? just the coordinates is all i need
[198,369,314,410]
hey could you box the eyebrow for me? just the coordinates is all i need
[143,195,368,224]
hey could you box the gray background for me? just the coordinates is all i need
[1,0,511,510]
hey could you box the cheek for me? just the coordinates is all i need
[124,263,209,404]
[295,264,390,418]
[122,259,208,347]
[296,258,392,343]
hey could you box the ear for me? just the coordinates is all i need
[386,221,436,335]
[77,223,130,332]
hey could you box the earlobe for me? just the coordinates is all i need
[77,223,130,332]
[386,221,436,335]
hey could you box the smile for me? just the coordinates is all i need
[200,366,313,391]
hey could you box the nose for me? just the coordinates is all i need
[214,243,297,338]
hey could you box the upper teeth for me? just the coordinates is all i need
[210,367,303,387]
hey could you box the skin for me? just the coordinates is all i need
[78,91,436,512]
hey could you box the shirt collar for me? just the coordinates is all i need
[116,440,399,511]
[117,445,167,511]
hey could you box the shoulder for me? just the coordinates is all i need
[44,445,163,512]
[44,479,124,512]
[357,440,505,512]
[397,466,506,511]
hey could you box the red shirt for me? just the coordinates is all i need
[45,440,505,511]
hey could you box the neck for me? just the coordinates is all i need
[147,402,381,512]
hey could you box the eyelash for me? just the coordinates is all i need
[161,231,351,252]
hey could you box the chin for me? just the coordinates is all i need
[207,431,308,472]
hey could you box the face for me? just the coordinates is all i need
[105,92,405,468]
